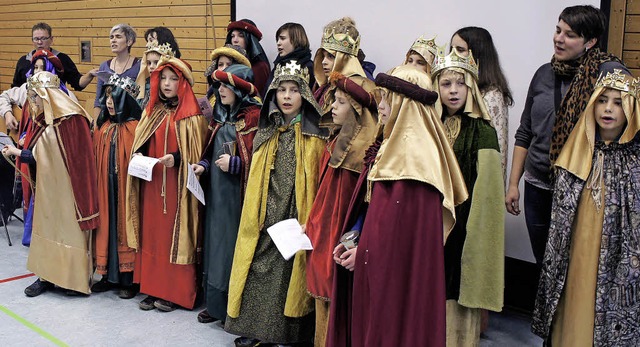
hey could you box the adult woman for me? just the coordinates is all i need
[505,5,628,266]
[450,27,513,179]
[126,56,208,312]
[93,24,141,118]
[265,23,315,92]
[225,19,270,97]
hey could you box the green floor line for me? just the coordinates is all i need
[0,304,68,347]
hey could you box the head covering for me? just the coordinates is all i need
[313,17,365,87]
[204,44,251,90]
[326,72,378,172]
[210,64,261,123]
[432,48,491,122]
[97,75,142,127]
[225,19,269,64]
[27,71,91,125]
[556,69,640,180]
[369,65,468,236]
[404,36,439,71]
[27,49,69,95]
[135,42,176,99]
[147,55,200,121]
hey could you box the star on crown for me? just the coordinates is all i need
[321,28,360,56]
[595,69,632,92]
[274,60,310,84]
[27,71,60,90]
[431,47,479,80]
[145,42,175,57]
[107,74,140,98]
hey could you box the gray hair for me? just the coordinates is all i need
[110,24,137,51]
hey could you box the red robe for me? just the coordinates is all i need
[252,60,270,98]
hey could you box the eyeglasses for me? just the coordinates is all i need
[32,36,51,42]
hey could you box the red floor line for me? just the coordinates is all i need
[0,273,35,283]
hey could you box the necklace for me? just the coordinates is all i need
[113,55,132,74]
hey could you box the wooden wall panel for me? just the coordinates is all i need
[0,0,231,109]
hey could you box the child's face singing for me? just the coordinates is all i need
[322,50,335,78]
[438,70,468,115]
[276,81,302,118]
[331,89,353,126]
[594,88,627,142]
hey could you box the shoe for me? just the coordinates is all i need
[90,277,115,292]
[118,285,138,299]
[197,309,216,323]
[139,295,157,310]
[154,299,177,312]
[24,279,53,297]
[234,337,261,347]
[65,289,89,297]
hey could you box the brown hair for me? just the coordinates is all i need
[275,23,309,50]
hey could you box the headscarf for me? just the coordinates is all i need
[97,75,142,127]
[135,42,176,100]
[27,49,69,95]
[27,71,91,125]
[204,44,251,98]
[210,64,261,123]
[403,36,439,74]
[146,55,200,121]
[225,19,269,66]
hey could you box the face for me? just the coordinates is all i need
[160,67,179,99]
[146,52,161,75]
[106,90,116,116]
[450,34,469,57]
[553,19,596,61]
[218,84,237,106]
[230,30,246,49]
[277,30,294,57]
[276,81,303,118]
[217,56,233,71]
[32,59,45,74]
[594,88,627,142]
[27,90,44,116]
[321,50,335,77]
[32,29,53,51]
[331,89,354,126]
[406,52,429,73]
[438,71,468,115]
[146,31,158,44]
[377,90,392,125]
[110,29,131,54]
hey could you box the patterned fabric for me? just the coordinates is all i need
[533,141,640,345]
[483,88,509,181]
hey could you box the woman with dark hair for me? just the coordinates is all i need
[265,22,315,92]
[144,26,182,58]
[225,19,270,97]
[505,5,628,266]
[451,26,513,179]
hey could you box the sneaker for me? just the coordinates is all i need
[138,295,157,310]
[24,279,53,297]
[90,277,115,293]
[154,299,177,312]
[197,309,216,323]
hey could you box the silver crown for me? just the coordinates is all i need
[107,74,140,98]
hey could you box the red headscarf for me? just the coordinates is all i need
[146,56,201,121]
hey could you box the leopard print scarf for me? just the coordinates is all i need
[549,48,621,165]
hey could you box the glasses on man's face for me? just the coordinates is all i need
[32,36,51,42]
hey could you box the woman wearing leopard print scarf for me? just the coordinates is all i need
[505,5,628,266]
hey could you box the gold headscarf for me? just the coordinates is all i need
[369,65,468,237]
[403,35,439,74]
[556,70,640,180]
[433,67,491,122]
[135,42,176,100]
[27,71,91,125]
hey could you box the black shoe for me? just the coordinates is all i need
[90,277,115,292]
[65,289,89,297]
[197,309,216,323]
[234,337,261,347]
[139,295,157,310]
[154,299,177,312]
[24,279,53,297]
[118,284,138,299]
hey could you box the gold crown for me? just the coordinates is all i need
[274,60,310,85]
[595,69,632,93]
[107,74,140,98]
[27,71,60,90]
[145,42,175,57]
[321,28,360,56]
[431,47,479,80]
[410,35,438,58]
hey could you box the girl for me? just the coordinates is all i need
[135,41,176,109]
[225,19,270,97]
[404,35,438,74]
[203,44,251,100]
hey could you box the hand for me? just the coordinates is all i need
[1,145,20,157]
[18,137,25,147]
[333,243,346,264]
[340,248,358,271]
[3,111,18,130]
[192,164,205,175]
[88,68,99,77]
[300,224,306,234]
[215,154,230,172]
[158,154,175,168]
[505,185,521,215]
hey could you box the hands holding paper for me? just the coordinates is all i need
[158,154,175,168]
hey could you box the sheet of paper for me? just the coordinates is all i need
[266,218,313,261]
[127,155,159,182]
[186,163,206,205]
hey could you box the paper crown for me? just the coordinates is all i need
[145,42,175,57]
[321,28,360,56]
[595,69,633,93]
[274,60,310,85]
[431,47,479,80]
[27,71,60,90]
[410,36,438,59]
[107,74,140,98]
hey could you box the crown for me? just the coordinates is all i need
[410,35,438,59]
[107,74,140,98]
[595,69,632,93]
[274,60,310,84]
[321,28,360,56]
[145,42,175,57]
[27,71,60,90]
[431,47,479,80]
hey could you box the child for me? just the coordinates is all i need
[203,44,251,100]
[225,19,270,97]
[533,69,640,345]
[192,64,261,324]
[404,35,439,74]
[225,61,328,346]
[135,41,176,109]
[431,48,505,346]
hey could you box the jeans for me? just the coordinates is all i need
[524,181,553,266]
